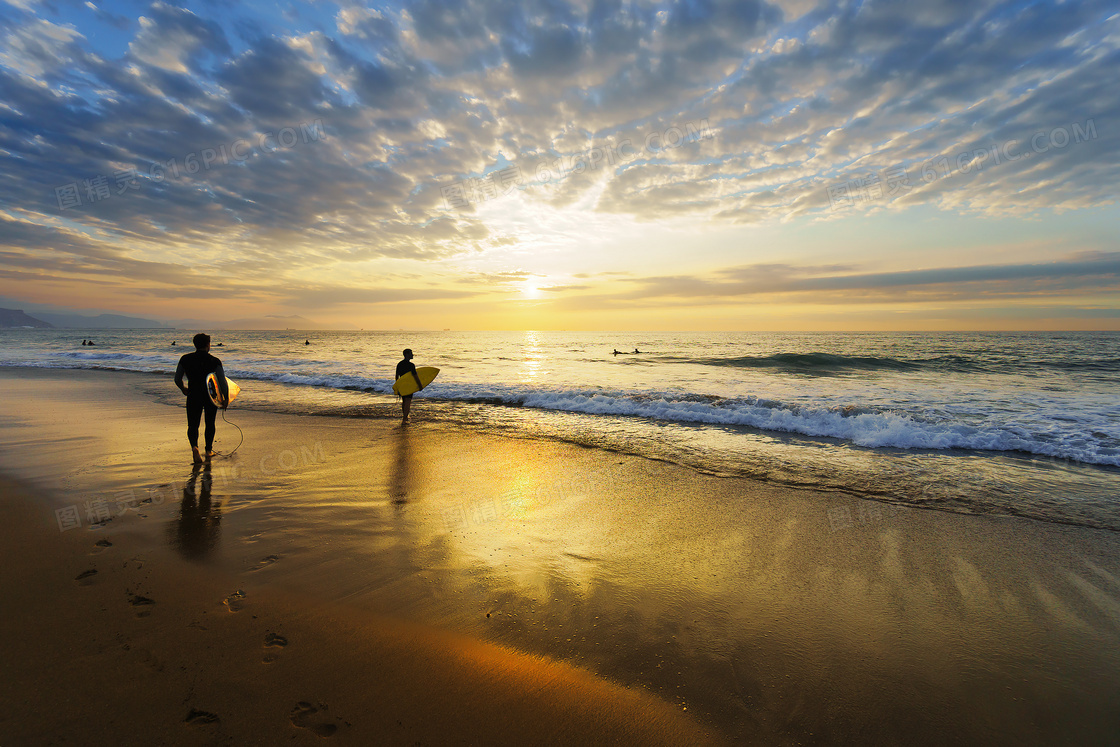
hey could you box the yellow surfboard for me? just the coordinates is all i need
[393,366,439,396]
[206,372,240,407]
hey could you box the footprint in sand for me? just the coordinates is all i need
[290,701,346,737]
[251,554,281,571]
[127,592,155,617]
[183,709,220,725]
[132,646,165,673]
[91,539,113,555]
[75,569,98,585]
[223,590,247,612]
[263,632,288,663]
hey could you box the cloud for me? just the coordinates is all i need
[0,0,1117,321]
[0,15,84,79]
[129,2,229,74]
[548,253,1120,309]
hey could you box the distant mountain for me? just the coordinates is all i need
[33,312,169,329]
[0,308,53,328]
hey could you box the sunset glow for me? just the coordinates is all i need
[1,0,1117,330]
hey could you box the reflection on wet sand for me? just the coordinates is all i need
[168,462,222,560]
[390,424,414,506]
[317,447,1120,745]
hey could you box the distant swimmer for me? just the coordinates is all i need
[174,332,229,465]
[81,339,87,346]
[305,340,310,345]
[396,348,423,422]
[215,342,223,346]
[171,341,177,346]
[633,348,640,354]
[613,349,621,355]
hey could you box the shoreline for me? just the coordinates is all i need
[2,358,1117,534]
[2,366,1120,744]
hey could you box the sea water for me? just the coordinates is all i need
[3,329,1118,529]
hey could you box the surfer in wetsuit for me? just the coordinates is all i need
[174,332,229,464]
[396,348,423,422]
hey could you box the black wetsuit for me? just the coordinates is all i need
[174,351,227,451]
[396,358,418,396]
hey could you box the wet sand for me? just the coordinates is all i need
[1,367,1119,744]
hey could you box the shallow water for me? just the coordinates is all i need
[3,329,1118,529]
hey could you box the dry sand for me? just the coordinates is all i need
[1,367,1119,745]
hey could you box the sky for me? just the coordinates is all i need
[0,0,1118,331]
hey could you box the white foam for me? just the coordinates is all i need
[425,382,1120,466]
[3,349,1116,466]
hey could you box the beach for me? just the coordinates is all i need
[2,366,1119,744]
[5,0,1118,740]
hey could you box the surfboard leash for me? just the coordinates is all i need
[212,408,245,457]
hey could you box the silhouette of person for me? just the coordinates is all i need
[169,462,222,560]
[396,348,423,422]
[174,332,229,464]
[389,427,414,505]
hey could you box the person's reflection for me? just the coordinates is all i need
[390,424,414,508]
[169,461,222,560]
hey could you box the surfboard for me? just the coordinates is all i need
[393,366,439,396]
[206,372,240,408]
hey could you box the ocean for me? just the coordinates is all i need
[3,329,1118,530]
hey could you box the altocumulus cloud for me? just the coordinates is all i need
[0,0,1116,308]
[550,252,1120,311]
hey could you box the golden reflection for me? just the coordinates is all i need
[431,461,604,596]
[498,473,534,521]
[520,330,545,383]
[389,425,414,506]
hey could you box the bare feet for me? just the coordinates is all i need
[207,450,218,459]
[192,447,203,465]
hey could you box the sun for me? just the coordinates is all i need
[520,279,542,299]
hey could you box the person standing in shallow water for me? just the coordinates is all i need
[396,348,422,422]
[174,332,229,464]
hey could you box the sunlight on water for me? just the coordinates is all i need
[1,328,1117,529]
[518,330,545,383]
